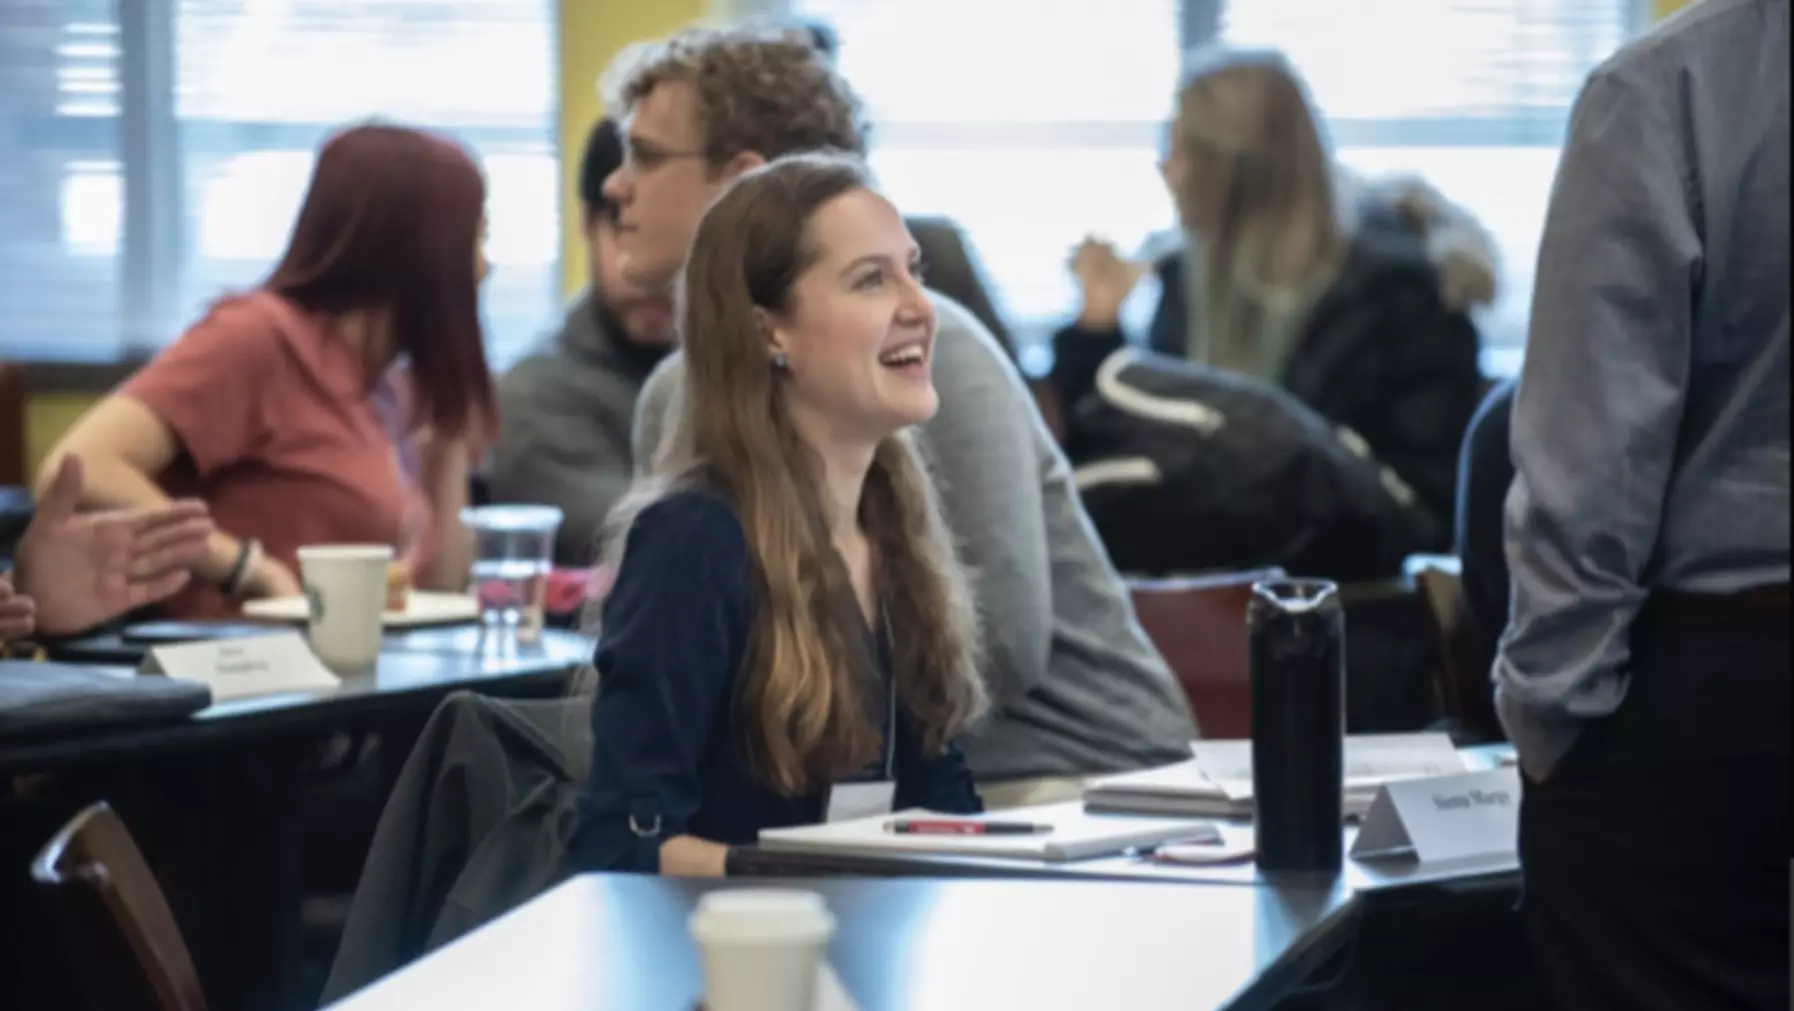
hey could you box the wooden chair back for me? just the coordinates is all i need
[1407,556,1502,741]
[0,362,25,485]
[30,802,208,1011]
[1128,568,1286,738]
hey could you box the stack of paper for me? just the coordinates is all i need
[757,802,1217,862]
[1082,733,1469,820]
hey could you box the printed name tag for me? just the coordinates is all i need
[1351,767,1521,865]
[139,632,341,703]
[826,780,896,824]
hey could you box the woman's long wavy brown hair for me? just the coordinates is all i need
[604,152,987,796]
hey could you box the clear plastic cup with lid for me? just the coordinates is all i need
[460,504,563,643]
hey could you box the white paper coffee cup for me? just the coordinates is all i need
[689,889,836,1011]
[297,544,392,673]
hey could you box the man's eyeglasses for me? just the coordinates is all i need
[622,136,708,174]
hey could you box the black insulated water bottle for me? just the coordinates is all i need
[1248,578,1345,873]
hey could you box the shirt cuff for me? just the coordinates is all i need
[1494,679,1588,782]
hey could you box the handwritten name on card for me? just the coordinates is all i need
[1351,767,1521,865]
[139,632,341,703]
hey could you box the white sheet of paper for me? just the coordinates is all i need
[826,781,896,824]
[138,632,341,702]
[1188,732,1469,800]
[1351,766,1521,864]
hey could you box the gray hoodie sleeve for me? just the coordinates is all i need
[920,299,1055,703]
[630,353,683,476]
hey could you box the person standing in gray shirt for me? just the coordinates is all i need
[1496,2,1789,1007]
[604,26,1197,804]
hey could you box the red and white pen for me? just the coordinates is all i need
[886,819,1052,836]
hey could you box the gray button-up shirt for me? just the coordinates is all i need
[1496,0,1791,778]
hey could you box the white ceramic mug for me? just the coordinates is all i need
[296,544,392,672]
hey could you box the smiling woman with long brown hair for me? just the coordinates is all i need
[40,123,495,619]
[570,152,988,877]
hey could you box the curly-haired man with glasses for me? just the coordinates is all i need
[601,26,870,290]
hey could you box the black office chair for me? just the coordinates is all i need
[906,215,1019,363]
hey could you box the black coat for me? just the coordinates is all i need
[1052,185,1492,542]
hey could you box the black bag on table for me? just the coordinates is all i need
[0,661,211,740]
[1066,349,1440,583]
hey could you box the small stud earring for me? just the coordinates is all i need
[771,353,789,372]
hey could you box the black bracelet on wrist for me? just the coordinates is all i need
[221,539,258,596]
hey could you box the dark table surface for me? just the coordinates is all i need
[0,626,590,775]
[326,874,1358,1011]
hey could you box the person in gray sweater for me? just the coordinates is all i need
[489,118,675,565]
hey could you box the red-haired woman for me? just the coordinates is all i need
[42,123,496,619]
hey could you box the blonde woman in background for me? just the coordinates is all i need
[1052,46,1493,541]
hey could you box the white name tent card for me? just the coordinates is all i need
[1350,766,1521,864]
[825,781,896,824]
[1084,732,1469,819]
[138,632,342,703]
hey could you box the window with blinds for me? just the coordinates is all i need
[778,0,1633,369]
[1220,0,1632,360]
[0,0,559,367]
[0,0,122,362]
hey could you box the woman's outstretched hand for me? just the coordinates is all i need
[12,455,213,636]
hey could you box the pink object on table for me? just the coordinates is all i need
[472,567,603,617]
[547,567,605,616]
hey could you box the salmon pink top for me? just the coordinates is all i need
[121,291,433,619]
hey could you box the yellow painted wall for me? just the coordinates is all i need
[559,0,712,296]
[1653,0,1694,19]
[24,394,97,483]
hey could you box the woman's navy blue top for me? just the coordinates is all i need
[568,488,982,873]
